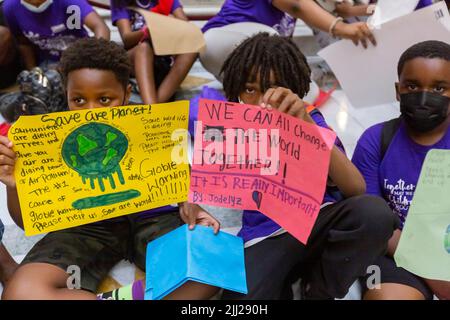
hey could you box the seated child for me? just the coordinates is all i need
[2,0,110,70]
[0,3,21,90]
[352,40,450,300]
[111,0,197,104]
[0,38,218,300]
[187,32,399,299]
[0,220,18,288]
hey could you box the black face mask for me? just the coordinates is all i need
[400,91,450,133]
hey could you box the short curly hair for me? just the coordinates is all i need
[397,40,450,77]
[59,38,131,89]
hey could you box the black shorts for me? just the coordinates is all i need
[21,212,182,293]
[361,255,434,300]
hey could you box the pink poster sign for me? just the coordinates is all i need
[189,99,336,244]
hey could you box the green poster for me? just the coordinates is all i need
[395,149,450,281]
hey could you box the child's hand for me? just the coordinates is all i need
[261,87,314,123]
[0,136,16,188]
[334,21,376,49]
[179,202,220,234]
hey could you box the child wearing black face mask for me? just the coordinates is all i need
[352,40,450,300]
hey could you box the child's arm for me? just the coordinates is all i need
[84,11,111,40]
[6,186,23,229]
[116,19,146,50]
[272,0,376,48]
[386,229,401,257]
[0,136,24,229]
[335,3,371,18]
[328,144,366,197]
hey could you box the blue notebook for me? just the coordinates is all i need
[145,224,247,300]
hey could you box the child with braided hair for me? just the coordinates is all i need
[186,32,399,299]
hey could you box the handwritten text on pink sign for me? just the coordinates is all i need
[189,99,336,244]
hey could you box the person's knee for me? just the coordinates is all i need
[136,41,154,56]
[2,263,66,300]
[363,283,426,300]
[348,195,398,241]
[3,267,38,300]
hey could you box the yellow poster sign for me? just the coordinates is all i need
[8,101,190,236]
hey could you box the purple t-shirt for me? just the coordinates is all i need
[202,0,296,37]
[352,120,450,229]
[111,0,182,31]
[238,110,346,243]
[416,0,433,9]
[3,0,93,63]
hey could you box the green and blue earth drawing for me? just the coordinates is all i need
[62,123,141,210]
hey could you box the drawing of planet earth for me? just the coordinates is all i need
[62,122,128,191]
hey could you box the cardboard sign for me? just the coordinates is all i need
[130,7,206,55]
[9,102,190,236]
[189,99,336,244]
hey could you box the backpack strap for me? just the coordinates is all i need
[380,117,402,161]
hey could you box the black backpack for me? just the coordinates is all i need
[0,67,67,123]
[380,117,402,161]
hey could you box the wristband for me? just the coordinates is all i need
[329,17,344,37]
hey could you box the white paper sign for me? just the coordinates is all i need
[368,0,420,26]
[318,2,450,108]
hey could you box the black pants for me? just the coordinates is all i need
[222,195,399,300]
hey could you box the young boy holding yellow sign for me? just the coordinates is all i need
[0,38,218,300]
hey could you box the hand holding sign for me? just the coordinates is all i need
[179,202,221,234]
[189,99,336,244]
[261,87,312,122]
[0,135,16,188]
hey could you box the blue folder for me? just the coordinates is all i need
[145,224,248,300]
